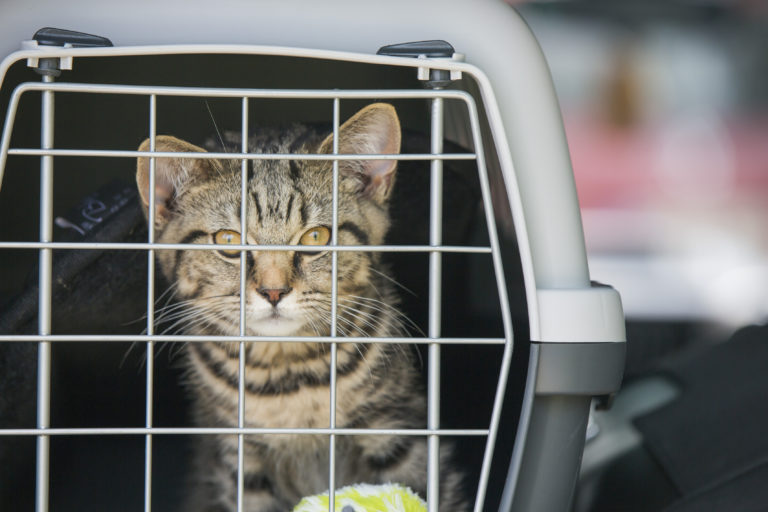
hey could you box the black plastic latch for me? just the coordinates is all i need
[377,40,457,89]
[376,40,454,58]
[33,27,113,48]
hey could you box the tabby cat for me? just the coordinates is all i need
[135,104,465,511]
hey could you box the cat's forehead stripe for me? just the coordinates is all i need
[288,160,301,183]
[300,200,309,225]
[339,222,369,245]
[285,195,295,223]
[252,192,263,220]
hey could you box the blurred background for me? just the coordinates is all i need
[508,2,768,510]
[520,0,768,324]
[515,0,768,367]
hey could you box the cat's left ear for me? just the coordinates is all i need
[136,136,222,226]
[319,103,401,203]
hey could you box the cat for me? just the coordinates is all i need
[135,103,466,511]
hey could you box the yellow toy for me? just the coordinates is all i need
[293,483,427,512]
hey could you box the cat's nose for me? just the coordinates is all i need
[257,287,292,307]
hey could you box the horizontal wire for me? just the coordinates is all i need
[0,241,492,253]
[7,148,475,161]
[0,335,506,344]
[0,427,490,437]
[11,81,475,100]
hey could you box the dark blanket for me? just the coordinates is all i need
[633,324,768,511]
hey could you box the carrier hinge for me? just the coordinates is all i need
[376,40,463,88]
[21,27,113,77]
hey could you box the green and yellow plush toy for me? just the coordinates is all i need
[293,483,427,512]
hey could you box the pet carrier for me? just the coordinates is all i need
[0,0,625,511]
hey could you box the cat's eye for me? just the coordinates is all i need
[299,226,331,249]
[213,229,242,257]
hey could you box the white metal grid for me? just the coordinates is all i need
[0,69,517,512]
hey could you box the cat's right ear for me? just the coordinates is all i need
[136,136,221,225]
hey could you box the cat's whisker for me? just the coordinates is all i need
[203,99,230,182]
[333,312,370,338]
[334,299,409,336]
[343,295,424,336]
[336,301,416,361]
[305,309,377,379]
[124,282,180,327]
[368,267,417,297]
[336,305,388,335]
[351,342,375,383]
[309,301,408,367]
[303,315,323,337]
[307,305,367,339]
[156,293,238,311]
[158,302,233,335]
[121,283,183,368]
[156,309,219,332]
[154,295,239,327]
[153,297,237,328]
[304,305,333,337]
[155,281,180,307]
[313,296,401,337]
[166,341,187,362]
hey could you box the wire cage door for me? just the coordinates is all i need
[0,46,526,512]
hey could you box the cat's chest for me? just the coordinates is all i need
[187,344,370,429]
[244,386,333,429]
[188,341,379,430]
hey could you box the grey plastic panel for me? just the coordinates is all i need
[534,342,626,396]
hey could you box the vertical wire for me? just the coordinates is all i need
[461,99,516,512]
[35,73,55,512]
[144,94,157,512]
[328,98,340,512]
[237,97,249,512]
[427,97,444,512]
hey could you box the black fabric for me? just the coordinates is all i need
[623,321,701,379]
[634,324,768,496]
[0,180,148,511]
[663,461,768,512]
[0,180,146,334]
[575,446,679,512]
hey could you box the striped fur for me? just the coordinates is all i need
[135,104,466,511]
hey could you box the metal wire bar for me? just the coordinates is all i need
[236,96,249,512]
[35,73,54,512]
[0,242,491,253]
[0,44,479,90]
[463,92,517,512]
[7,148,475,161]
[498,344,539,511]
[7,81,476,100]
[0,84,478,189]
[427,97,444,512]
[0,335,506,344]
[0,427,490,437]
[144,94,157,512]
[327,96,341,512]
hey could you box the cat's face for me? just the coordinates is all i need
[136,104,401,337]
